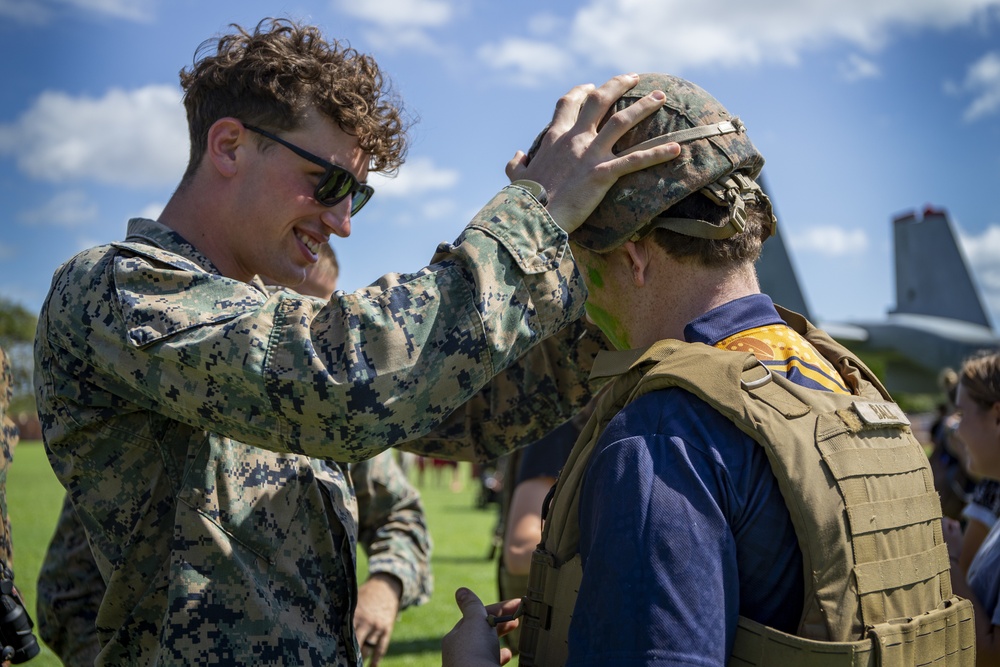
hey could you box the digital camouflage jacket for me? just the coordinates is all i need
[34,186,602,665]
[36,449,432,667]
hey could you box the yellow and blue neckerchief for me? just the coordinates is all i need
[685,294,851,395]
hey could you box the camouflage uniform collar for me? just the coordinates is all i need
[124,217,223,277]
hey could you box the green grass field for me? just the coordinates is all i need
[7,443,505,666]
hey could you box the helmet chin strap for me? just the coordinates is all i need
[633,171,776,241]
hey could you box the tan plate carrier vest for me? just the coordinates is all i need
[519,309,975,667]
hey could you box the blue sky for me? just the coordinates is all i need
[1,0,999,330]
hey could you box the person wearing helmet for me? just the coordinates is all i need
[443,73,972,667]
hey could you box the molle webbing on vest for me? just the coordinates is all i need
[519,308,974,667]
[730,597,973,667]
[520,549,581,667]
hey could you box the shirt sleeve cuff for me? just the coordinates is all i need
[467,185,568,275]
[368,557,432,610]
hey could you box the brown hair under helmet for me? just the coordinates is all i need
[528,73,777,253]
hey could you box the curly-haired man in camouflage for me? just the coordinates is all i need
[34,17,680,666]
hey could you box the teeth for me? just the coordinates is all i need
[297,231,320,255]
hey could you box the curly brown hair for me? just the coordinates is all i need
[649,193,770,267]
[178,17,408,183]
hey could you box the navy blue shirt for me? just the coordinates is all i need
[516,415,580,485]
[570,295,810,666]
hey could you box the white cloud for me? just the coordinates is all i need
[480,0,1000,84]
[64,0,153,21]
[332,0,455,52]
[361,26,445,53]
[368,156,459,197]
[138,202,165,221]
[477,39,576,87]
[333,0,453,27]
[789,225,869,257]
[0,0,48,22]
[365,156,460,225]
[381,197,459,227]
[527,12,567,36]
[839,54,881,82]
[18,190,99,227]
[0,85,187,188]
[0,0,152,23]
[953,52,1000,121]
[419,198,459,220]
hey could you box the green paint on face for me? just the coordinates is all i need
[587,267,604,289]
[585,302,630,350]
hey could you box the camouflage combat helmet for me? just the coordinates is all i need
[530,73,777,253]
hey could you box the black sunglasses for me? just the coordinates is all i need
[244,124,374,216]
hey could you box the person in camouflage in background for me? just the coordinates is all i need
[35,495,104,666]
[349,451,432,666]
[32,16,680,666]
[1,345,42,664]
[0,346,16,568]
[37,243,433,667]
[283,243,435,667]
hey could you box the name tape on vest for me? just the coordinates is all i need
[853,401,910,427]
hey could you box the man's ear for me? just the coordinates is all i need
[622,239,651,287]
[205,118,246,178]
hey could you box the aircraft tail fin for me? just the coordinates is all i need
[891,206,992,329]
[755,174,813,321]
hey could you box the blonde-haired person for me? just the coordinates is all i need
[944,350,1000,665]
